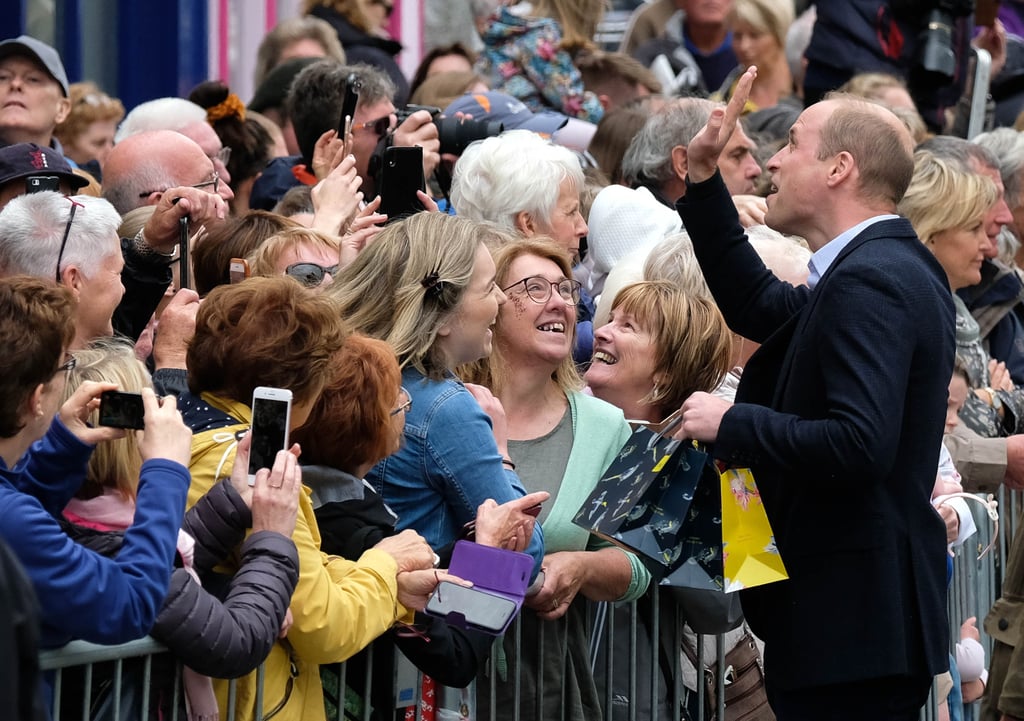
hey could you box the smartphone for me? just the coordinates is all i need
[339,73,361,135]
[425,582,520,634]
[26,175,61,194]
[378,145,425,222]
[229,257,250,284]
[248,387,293,486]
[98,391,146,430]
[178,216,190,291]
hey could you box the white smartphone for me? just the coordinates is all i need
[248,386,293,486]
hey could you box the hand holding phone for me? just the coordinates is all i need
[378,145,425,222]
[248,387,293,486]
[99,390,146,430]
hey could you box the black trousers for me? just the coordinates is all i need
[767,674,934,721]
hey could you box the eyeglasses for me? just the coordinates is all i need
[501,276,582,305]
[212,146,232,166]
[355,115,393,137]
[285,262,339,287]
[56,354,76,378]
[390,387,412,416]
[55,197,84,283]
[137,171,221,199]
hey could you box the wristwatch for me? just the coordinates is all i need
[985,387,1003,412]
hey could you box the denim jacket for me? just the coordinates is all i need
[367,368,545,578]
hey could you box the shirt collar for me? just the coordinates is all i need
[807,215,898,290]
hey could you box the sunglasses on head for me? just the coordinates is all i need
[286,262,339,287]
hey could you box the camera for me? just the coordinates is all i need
[914,0,975,79]
[395,105,504,157]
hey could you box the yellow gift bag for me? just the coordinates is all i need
[720,468,788,592]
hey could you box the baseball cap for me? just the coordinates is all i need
[0,143,88,190]
[443,91,569,137]
[0,35,69,96]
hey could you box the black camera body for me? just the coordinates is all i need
[913,0,975,79]
[395,105,504,157]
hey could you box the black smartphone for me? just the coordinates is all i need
[98,391,146,430]
[26,175,61,194]
[248,387,293,486]
[378,145,425,221]
[425,582,520,634]
[339,73,361,135]
[178,216,190,290]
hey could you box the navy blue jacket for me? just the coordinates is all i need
[678,173,953,690]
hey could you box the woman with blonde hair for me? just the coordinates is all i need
[460,237,650,720]
[247,226,341,289]
[716,0,796,110]
[474,0,605,122]
[329,211,546,573]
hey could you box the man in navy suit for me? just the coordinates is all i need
[678,68,954,720]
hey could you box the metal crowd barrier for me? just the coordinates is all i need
[40,490,1015,721]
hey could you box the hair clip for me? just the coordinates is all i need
[421,265,447,299]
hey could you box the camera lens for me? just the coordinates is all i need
[435,118,504,156]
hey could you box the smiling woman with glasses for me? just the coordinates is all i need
[459,237,650,721]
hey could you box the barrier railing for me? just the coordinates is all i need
[40,490,1010,721]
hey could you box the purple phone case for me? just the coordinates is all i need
[434,541,533,634]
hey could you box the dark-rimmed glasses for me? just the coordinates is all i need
[56,354,76,378]
[501,276,582,305]
[55,198,85,283]
[137,171,221,199]
[390,387,412,416]
[285,262,339,288]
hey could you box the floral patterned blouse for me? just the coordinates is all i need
[476,4,604,124]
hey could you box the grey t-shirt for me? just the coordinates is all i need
[507,406,573,525]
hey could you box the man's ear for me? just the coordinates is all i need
[670,144,688,181]
[53,96,71,126]
[514,210,536,236]
[826,151,856,188]
[598,94,612,111]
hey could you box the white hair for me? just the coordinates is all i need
[0,192,122,279]
[450,129,585,232]
[746,224,811,286]
[115,97,207,143]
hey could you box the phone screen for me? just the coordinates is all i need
[98,391,146,430]
[426,582,519,634]
[248,394,291,482]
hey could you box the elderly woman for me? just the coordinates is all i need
[898,149,1019,441]
[451,128,593,359]
[459,237,650,720]
[182,276,439,721]
[0,276,191,662]
[329,211,546,575]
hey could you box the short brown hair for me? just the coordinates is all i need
[247,226,340,279]
[817,95,915,206]
[192,211,301,296]
[611,281,732,417]
[294,334,401,471]
[0,276,75,437]
[187,276,348,406]
[54,82,125,149]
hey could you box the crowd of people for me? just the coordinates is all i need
[9,1,1024,720]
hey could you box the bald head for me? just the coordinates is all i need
[102,130,217,214]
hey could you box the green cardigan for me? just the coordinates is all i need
[540,390,651,602]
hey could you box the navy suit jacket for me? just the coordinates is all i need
[677,174,953,690]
